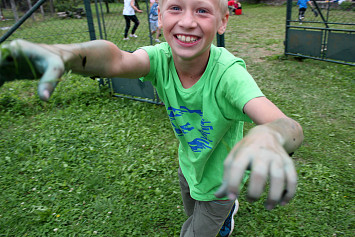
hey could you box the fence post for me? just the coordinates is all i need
[98,0,108,40]
[93,0,104,39]
[84,0,97,41]
[284,0,292,56]
[145,0,153,45]
[216,33,225,47]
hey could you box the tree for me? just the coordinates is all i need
[9,0,18,22]
[2,0,9,9]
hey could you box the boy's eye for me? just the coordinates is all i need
[197,9,207,14]
[170,6,181,11]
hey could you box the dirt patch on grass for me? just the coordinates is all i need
[230,42,283,63]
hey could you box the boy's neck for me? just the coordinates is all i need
[173,51,210,89]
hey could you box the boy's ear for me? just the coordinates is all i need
[217,12,229,35]
[158,6,162,28]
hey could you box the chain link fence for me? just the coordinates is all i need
[1,0,90,44]
[290,0,355,29]
[0,0,161,52]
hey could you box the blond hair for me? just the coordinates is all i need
[158,0,228,16]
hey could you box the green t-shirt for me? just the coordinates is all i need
[140,43,264,201]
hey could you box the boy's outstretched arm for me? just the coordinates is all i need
[0,39,150,101]
[215,97,304,210]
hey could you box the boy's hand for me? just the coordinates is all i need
[0,39,65,101]
[215,127,298,210]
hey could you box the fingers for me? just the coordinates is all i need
[214,181,229,199]
[37,79,58,101]
[214,152,235,199]
[265,157,285,210]
[215,147,251,199]
[1,39,42,80]
[0,39,65,101]
[280,157,297,205]
[30,41,65,100]
[256,153,296,210]
[217,145,297,210]
[0,46,15,85]
[37,57,64,101]
[228,149,253,195]
[248,152,296,210]
[247,156,269,202]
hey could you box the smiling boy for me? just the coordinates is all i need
[0,0,304,236]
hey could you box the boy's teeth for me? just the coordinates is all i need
[177,35,197,43]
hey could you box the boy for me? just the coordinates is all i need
[0,0,303,236]
[149,0,162,43]
[122,0,143,40]
[297,0,317,22]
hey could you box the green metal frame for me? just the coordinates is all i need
[284,0,355,66]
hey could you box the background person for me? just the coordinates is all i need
[235,0,242,15]
[149,0,161,43]
[122,0,143,40]
[297,0,317,21]
[228,0,242,15]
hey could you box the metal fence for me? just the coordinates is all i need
[284,0,355,66]
[0,0,157,49]
[1,0,91,44]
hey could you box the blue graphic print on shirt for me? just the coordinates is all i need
[168,106,214,153]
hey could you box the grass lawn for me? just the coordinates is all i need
[0,3,354,237]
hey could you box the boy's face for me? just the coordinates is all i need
[158,0,228,61]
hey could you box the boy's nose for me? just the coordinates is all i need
[178,11,197,28]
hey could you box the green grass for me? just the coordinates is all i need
[0,4,354,237]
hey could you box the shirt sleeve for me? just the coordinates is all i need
[139,45,158,86]
[139,43,173,86]
[216,61,264,122]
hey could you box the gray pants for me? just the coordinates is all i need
[178,168,236,237]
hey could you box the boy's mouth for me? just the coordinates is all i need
[175,34,199,43]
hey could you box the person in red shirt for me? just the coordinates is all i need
[228,0,242,15]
